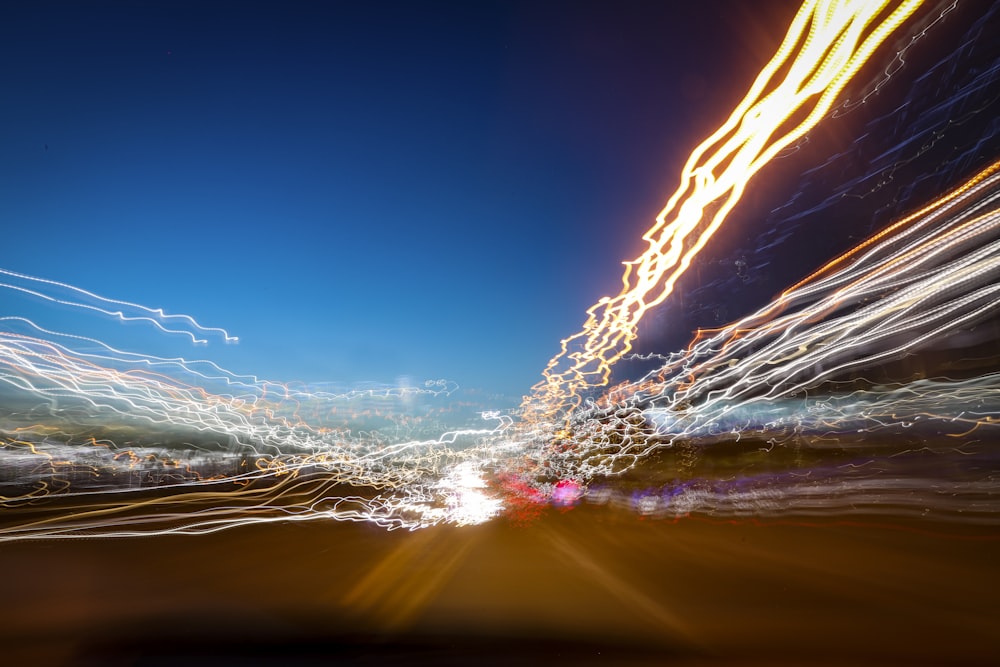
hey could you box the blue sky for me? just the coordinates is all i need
[0,1,795,400]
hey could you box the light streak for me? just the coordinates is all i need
[1,0,997,540]
[532,160,1000,494]
[525,0,928,423]
[0,268,238,345]
[0,286,509,537]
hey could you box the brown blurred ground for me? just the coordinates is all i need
[0,504,997,666]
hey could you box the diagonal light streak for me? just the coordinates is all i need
[525,0,927,424]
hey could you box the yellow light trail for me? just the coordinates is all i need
[525,0,927,424]
[553,159,1000,481]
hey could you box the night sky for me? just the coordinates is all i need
[0,0,849,400]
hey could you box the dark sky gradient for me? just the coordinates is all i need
[0,1,798,398]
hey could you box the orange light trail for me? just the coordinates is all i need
[525,0,927,423]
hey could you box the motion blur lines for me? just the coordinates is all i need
[525,0,928,424]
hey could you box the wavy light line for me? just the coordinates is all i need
[545,159,1000,482]
[525,0,927,424]
[2,0,995,539]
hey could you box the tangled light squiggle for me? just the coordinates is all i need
[0,282,510,537]
[2,0,998,540]
[525,0,928,424]
[514,159,1000,523]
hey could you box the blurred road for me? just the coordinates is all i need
[1,504,997,665]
